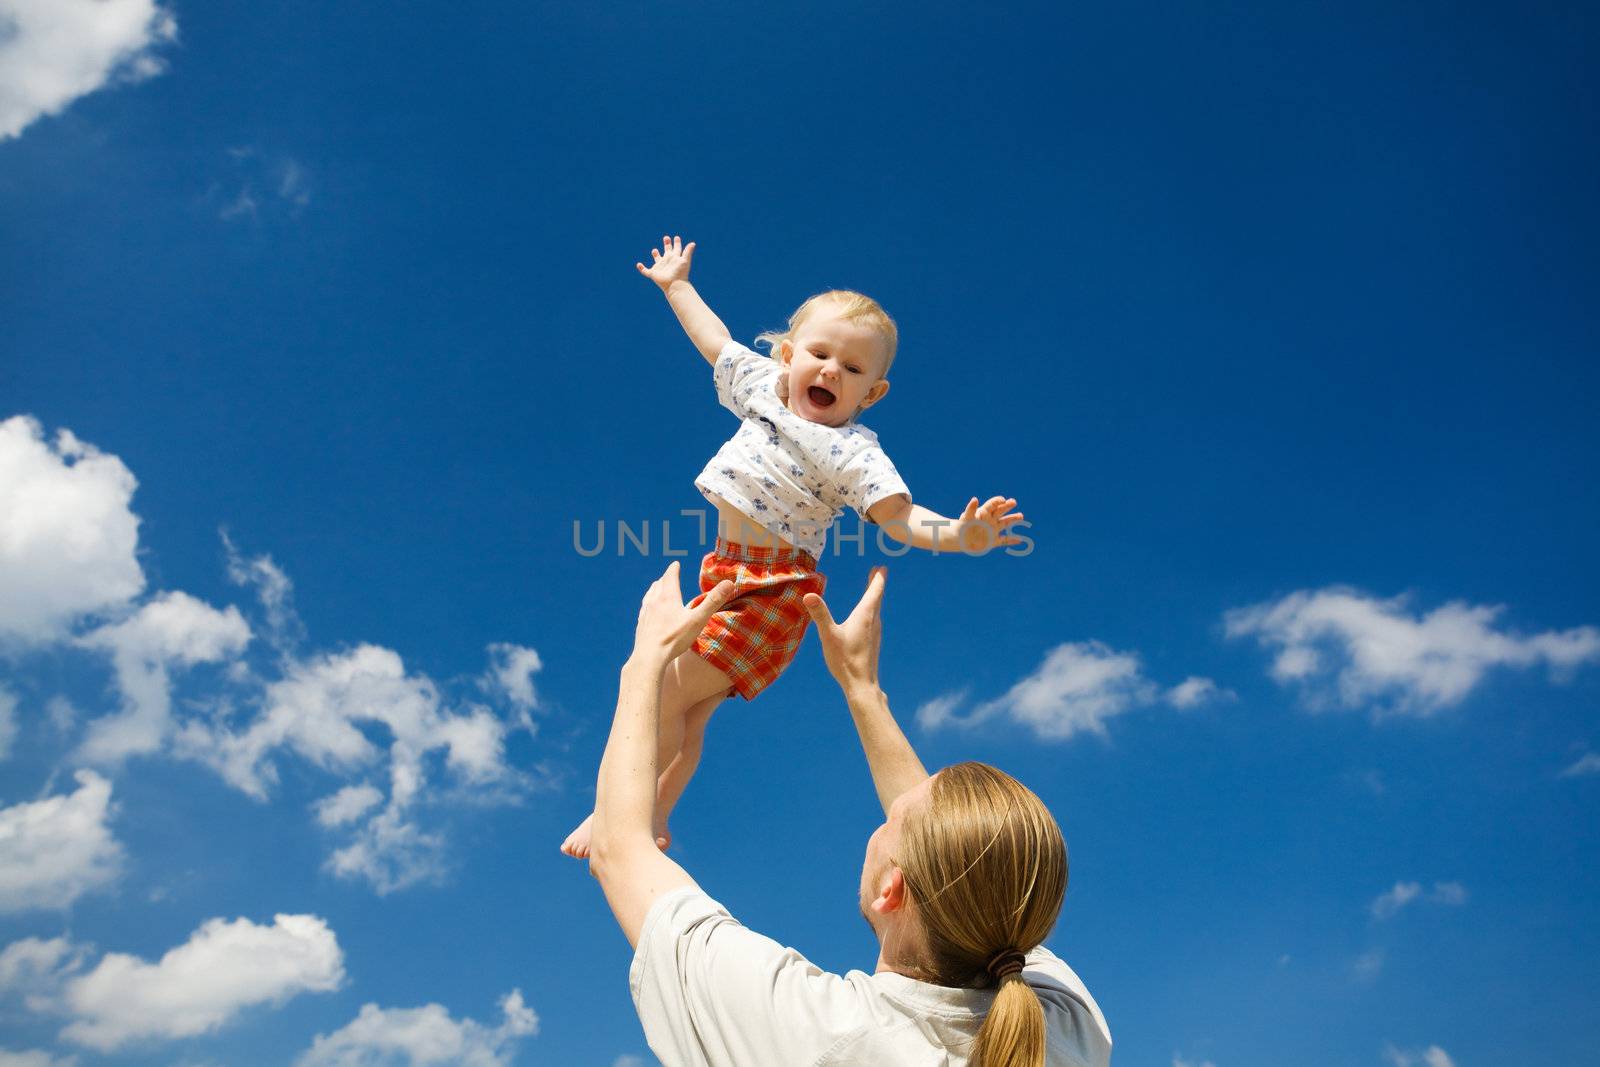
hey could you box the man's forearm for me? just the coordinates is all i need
[843,685,930,816]
[663,280,733,363]
[592,655,669,848]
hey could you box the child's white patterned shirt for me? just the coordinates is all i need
[694,340,909,558]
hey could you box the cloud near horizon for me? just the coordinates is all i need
[297,988,536,1067]
[50,914,344,1051]
[1225,587,1600,716]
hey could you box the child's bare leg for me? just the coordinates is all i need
[560,650,732,858]
[655,692,724,835]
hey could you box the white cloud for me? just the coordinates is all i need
[919,641,1199,741]
[0,1050,77,1067]
[76,591,251,763]
[0,771,123,913]
[59,914,343,1051]
[314,784,384,828]
[180,643,511,802]
[1382,1043,1456,1067]
[1173,1057,1217,1067]
[323,804,447,894]
[0,0,177,140]
[483,643,542,715]
[612,1057,646,1067]
[0,936,86,1007]
[177,642,519,892]
[914,689,969,732]
[0,417,144,644]
[0,686,16,759]
[224,534,303,652]
[1370,880,1468,920]
[1165,676,1233,709]
[297,988,536,1067]
[1225,587,1600,715]
[1560,751,1600,778]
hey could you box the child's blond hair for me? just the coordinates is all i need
[755,290,899,375]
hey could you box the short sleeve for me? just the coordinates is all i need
[832,442,910,521]
[711,340,781,420]
[1023,945,1114,1066]
[630,888,868,1067]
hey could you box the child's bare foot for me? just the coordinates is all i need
[560,813,595,859]
[559,812,670,858]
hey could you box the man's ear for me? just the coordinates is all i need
[858,377,891,411]
[869,866,909,916]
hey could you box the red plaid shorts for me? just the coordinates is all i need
[690,538,826,700]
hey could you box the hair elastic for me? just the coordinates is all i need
[986,948,1026,982]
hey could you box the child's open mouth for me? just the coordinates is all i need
[807,385,837,408]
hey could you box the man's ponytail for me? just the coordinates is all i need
[973,970,1047,1067]
[896,762,1068,1067]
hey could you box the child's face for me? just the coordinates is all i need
[780,306,891,426]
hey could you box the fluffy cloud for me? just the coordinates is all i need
[1225,587,1600,716]
[58,914,343,1051]
[0,0,177,140]
[1382,1044,1456,1067]
[183,644,500,800]
[1370,881,1468,920]
[224,533,303,652]
[314,784,385,828]
[297,989,536,1067]
[1165,676,1233,709]
[2,423,531,894]
[177,640,520,893]
[0,936,86,1006]
[1172,1057,1217,1067]
[483,643,541,721]
[0,771,123,913]
[0,417,144,644]
[918,641,1218,741]
[76,591,251,763]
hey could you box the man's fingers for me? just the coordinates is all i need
[802,592,837,631]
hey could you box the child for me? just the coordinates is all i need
[560,235,1025,858]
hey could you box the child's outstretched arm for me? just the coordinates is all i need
[635,234,731,364]
[868,494,1026,555]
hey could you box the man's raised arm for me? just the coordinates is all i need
[589,563,734,946]
[802,568,930,817]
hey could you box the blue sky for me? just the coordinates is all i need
[2,2,1597,1065]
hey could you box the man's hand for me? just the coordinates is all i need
[631,561,735,667]
[635,234,695,293]
[802,567,886,696]
[958,495,1025,554]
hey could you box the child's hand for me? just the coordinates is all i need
[635,234,695,292]
[958,496,1026,554]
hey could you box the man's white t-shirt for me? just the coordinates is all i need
[694,340,910,558]
[630,887,1112,1067]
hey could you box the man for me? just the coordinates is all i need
[588,564,1112,1066]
